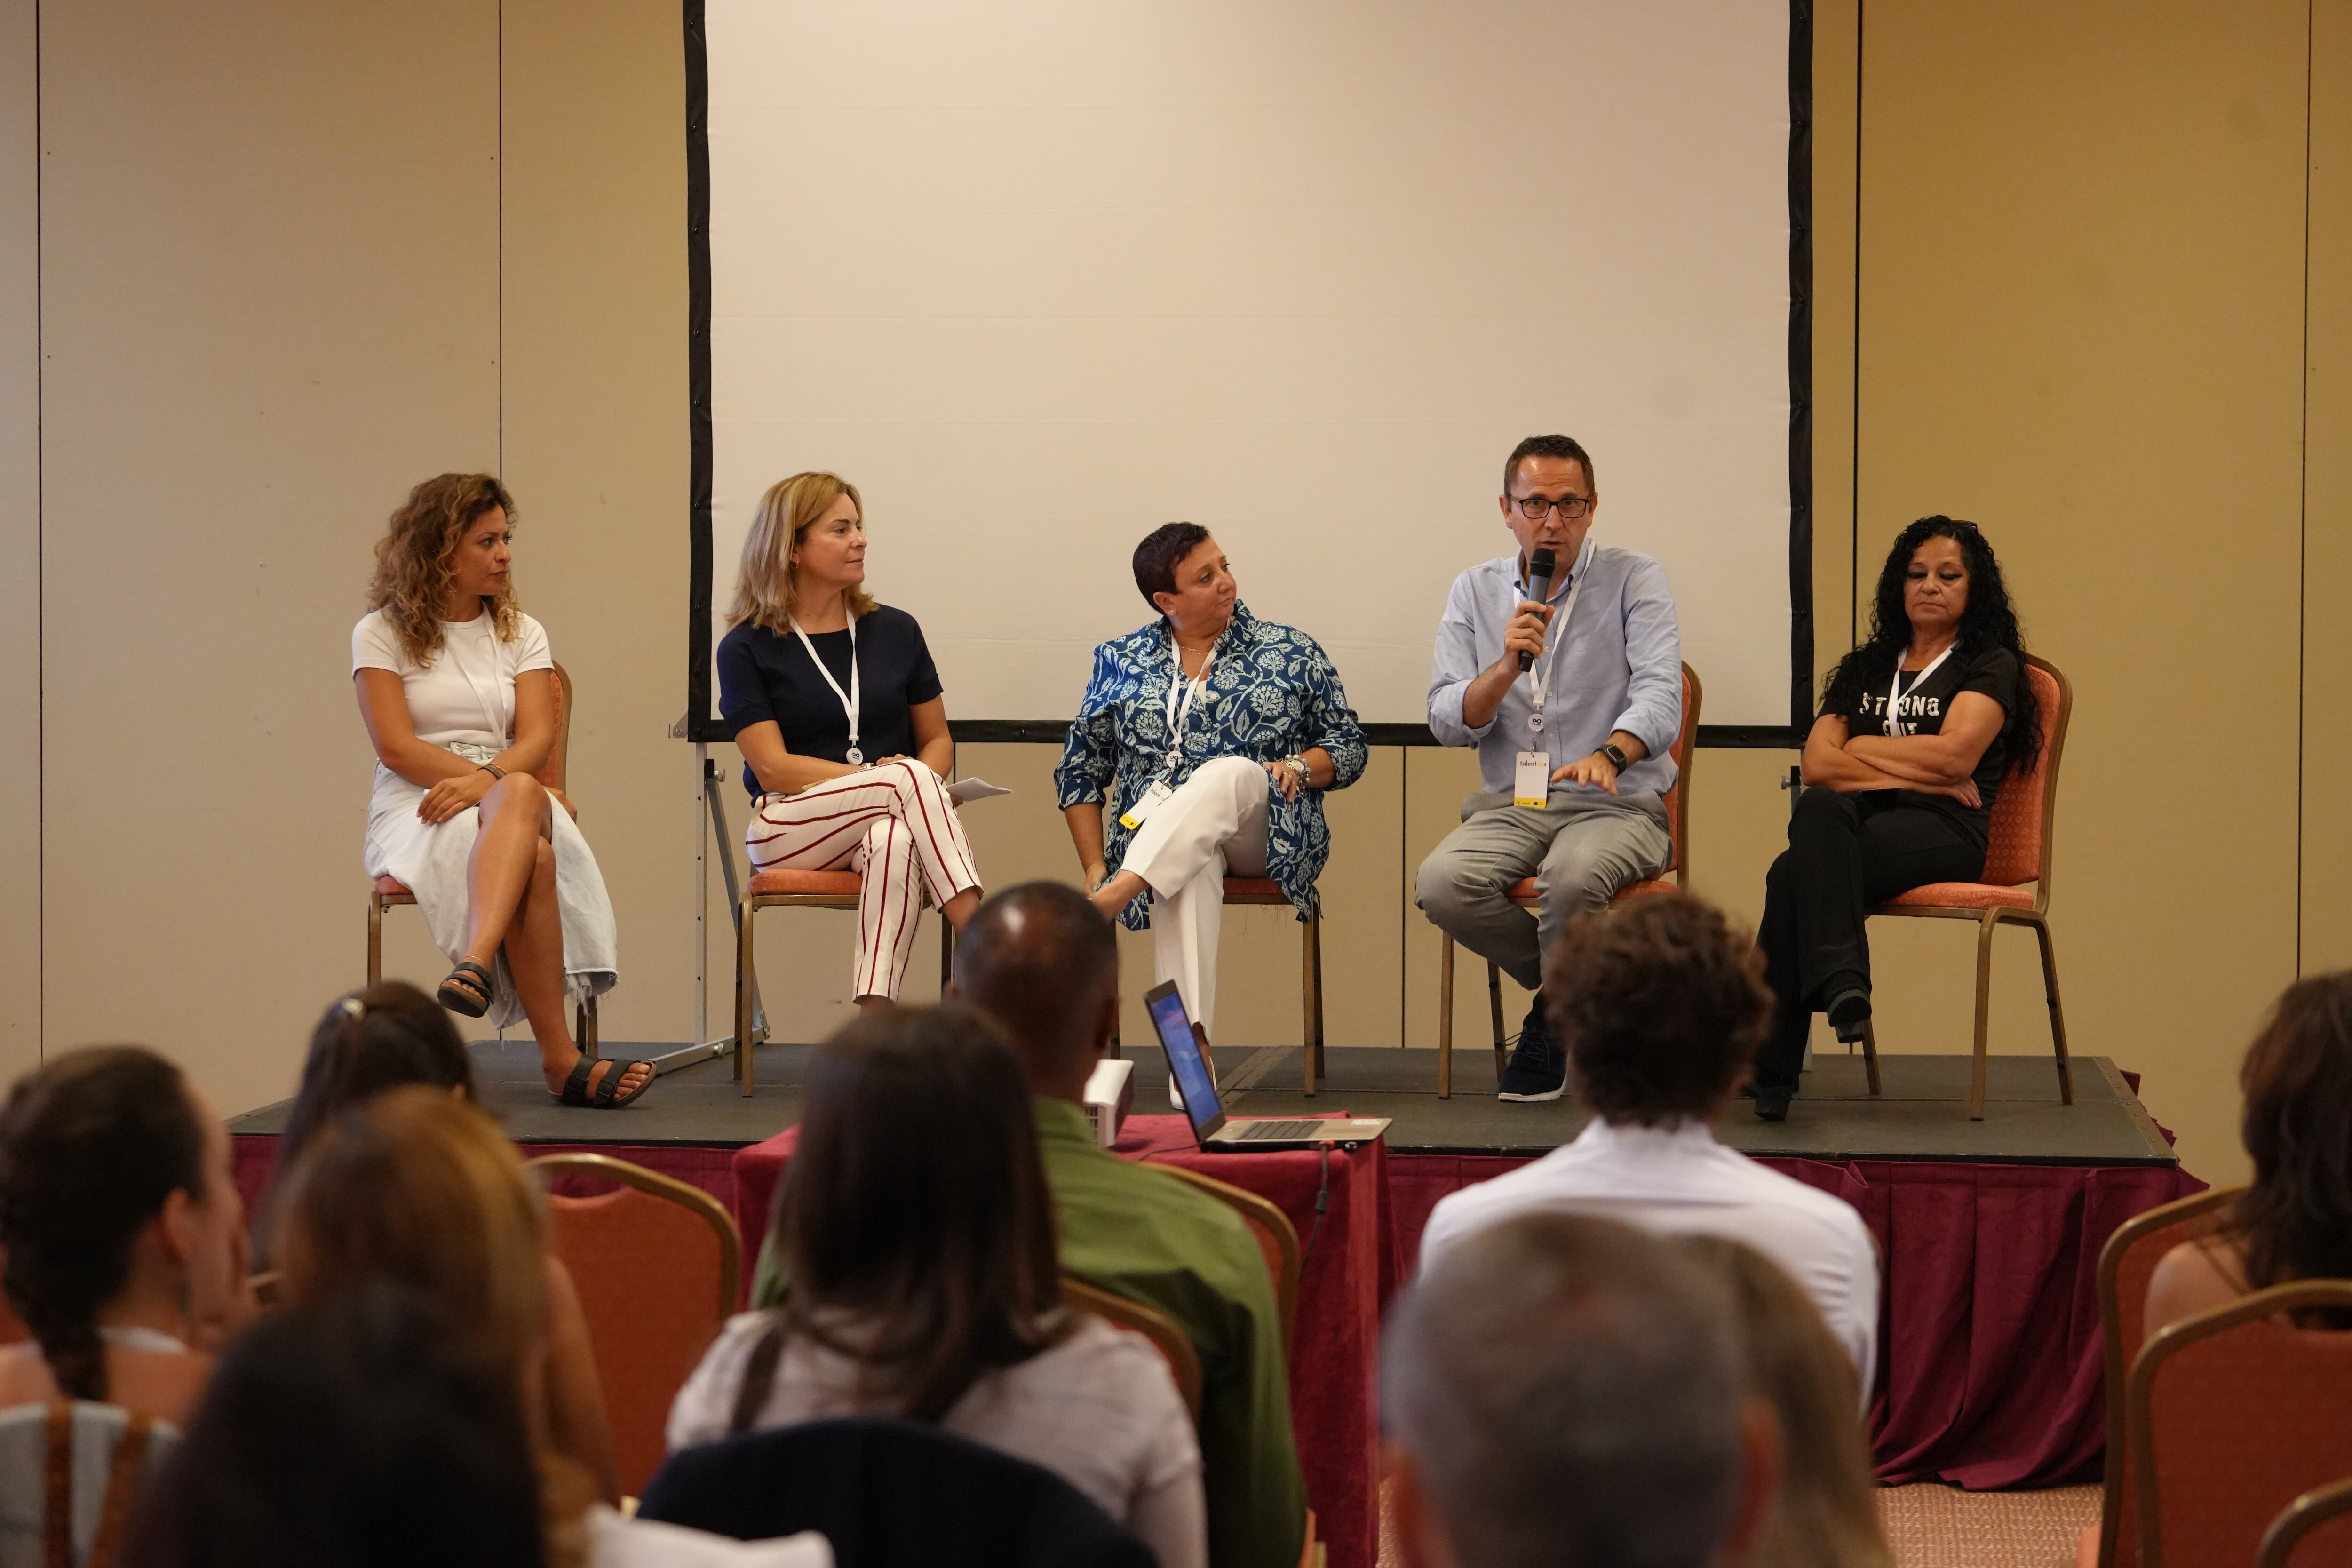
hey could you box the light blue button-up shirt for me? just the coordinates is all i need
[1426,544,1682,801]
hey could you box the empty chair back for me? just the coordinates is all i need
[640,1416,1154,1568]
[2129,1281,2352,1568]
[529,1154,742,1496]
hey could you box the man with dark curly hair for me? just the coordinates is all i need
[1415,893,1880,1390]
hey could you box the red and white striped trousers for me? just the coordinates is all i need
[745,759,982,1002]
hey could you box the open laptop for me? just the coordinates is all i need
[1144,980,1391,1150]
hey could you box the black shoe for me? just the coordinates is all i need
[1497,997,1567,1102]
[1826,987,1872,1045]
[1752,1083,1795,1122]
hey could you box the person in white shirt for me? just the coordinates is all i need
[351,473,649,1109]
[1417,893,1881,1392]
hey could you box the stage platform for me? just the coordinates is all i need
[232,1040,2178,1167]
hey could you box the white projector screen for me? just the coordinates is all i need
[686,0,1810,740]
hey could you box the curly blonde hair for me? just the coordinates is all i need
[727,472,878,634]
[366,473,522,664]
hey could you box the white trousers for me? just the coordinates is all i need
[1119,756,1271,1041]
[746,759,981,1002]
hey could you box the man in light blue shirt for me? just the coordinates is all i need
[1416,434,1683,1099]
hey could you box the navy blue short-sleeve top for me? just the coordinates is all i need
[716,605,943,797]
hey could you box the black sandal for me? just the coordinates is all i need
[437,961,493,1018]
[554,1054,656,1110]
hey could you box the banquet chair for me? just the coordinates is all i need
[528,1153,742,1497]
[733,868,955,1095]
[1156,1163,1301,1355]
[2259,1478,2352,1568]
[1062,1276,1202,1422]
[2090,1184,2243,1568]
[1224,877,1327,1095]
[1435,664,1700,1098]
[366,661,598,1055]
[2126,1280,2352,1568]
[1856,656,2073,1120]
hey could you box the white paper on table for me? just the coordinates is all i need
[947,777,1013,804]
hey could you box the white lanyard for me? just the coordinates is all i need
[1519,538,1593,735]
[1886,643,1956,736]
[445,613,511,740]
[1162,634,1216,775]
[98,1325,189,1355]
[789,613,863,766]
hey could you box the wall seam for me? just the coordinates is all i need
[497,0,504,477]
[32,0,42,1063]
[1850,0,1865,641]
[2299,0,2314,975]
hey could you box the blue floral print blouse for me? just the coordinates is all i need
[1054,602,1369,928]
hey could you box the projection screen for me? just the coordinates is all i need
[686,0,1811,742]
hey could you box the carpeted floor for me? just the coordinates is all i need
[1375,1482,2101,1568]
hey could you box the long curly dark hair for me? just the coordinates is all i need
[2225,974,2352,1314]
[1820,516,2042,774]
[0,1047,207,1401]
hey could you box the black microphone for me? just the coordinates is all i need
[1518,547,1557,671]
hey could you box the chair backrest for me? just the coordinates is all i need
[1154,1164,1301,1356]
[2260,1478,2352,1568]
[1062,1276,1203,1423]
[538,661,575,794]
[1658,663,1701,879]
[528,1154,742,1496]
[2128,1281,2352,1568]
[1980,656,2070,891]
[639,1416,1155,1568]
[2093,1185,2242,1568]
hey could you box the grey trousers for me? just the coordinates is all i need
[1414,791,1672,992]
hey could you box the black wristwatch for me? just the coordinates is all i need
[1597,742,1629,772]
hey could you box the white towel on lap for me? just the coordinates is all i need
[364,743,618,1030]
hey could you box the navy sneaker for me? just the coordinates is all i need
[1496,997,1567,1102]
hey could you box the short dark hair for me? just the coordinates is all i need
[127,1283,548,1568]
[1131,522,1212,608]
[1543,894,1771,1126]
[954,882,1120,1085]
[769,1006,1068,1421]
[1503,434,1596,495]
[1382,1213,1748,1568]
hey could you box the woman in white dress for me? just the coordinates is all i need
[351,473,650,1109]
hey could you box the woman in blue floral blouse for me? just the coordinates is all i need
[1055,525,1367,1076]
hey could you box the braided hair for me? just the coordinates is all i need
[1820,516,2043,774]
[0,1047,207,1401]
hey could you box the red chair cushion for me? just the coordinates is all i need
[1502,876,1680,907]
[373,876,413,897]
[747,868,864,897]
[1876,882,2034,911]
[1612,878,1679,901]
[1222,877,1286,900]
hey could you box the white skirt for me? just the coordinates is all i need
[363,743,618,1030]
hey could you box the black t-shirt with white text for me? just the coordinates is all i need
[716,605,944,797]
[1825,644,2019,828]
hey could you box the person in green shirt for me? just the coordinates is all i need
[751,881,1307,1568]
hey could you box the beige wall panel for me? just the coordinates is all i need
[1811,0,1862,668]
[38,1,500,1115]
[2304,0,2352,971]
[1856,1,2312,1181]
[0,0,38,1082]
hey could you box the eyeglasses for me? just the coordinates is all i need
[1512,493,1593,522]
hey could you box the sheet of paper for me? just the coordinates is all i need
[947,777,1013,804]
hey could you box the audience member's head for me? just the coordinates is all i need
[949,881,1120,1100]
[766,1006,1067,1421]
[2229,971,2352,1289]
[1543,893,1773,1127]
[0,1046,243,1401]
[1381,1213,1773,1568]
[1677,1236,1892,1568]
[274,1086,547,1374]
[279,983,477,1171]
[126,1283,548,1568]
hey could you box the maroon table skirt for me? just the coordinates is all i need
[1386,1152,2206,1488]
[731,1114,1396,1568]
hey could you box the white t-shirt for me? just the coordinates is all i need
[668,1312,1205,1568]
[351,608,552,750]
[1417,1117,1883,1395]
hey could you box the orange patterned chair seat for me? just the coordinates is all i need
[374,876,413,899]
[1500,876,1677,904]
[1877,881,2034,911]
[746,868,864,899]
[1223,877,1286,900]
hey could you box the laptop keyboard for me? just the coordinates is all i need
[1230,1119,1333,1140]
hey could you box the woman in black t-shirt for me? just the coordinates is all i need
[1750,517,2042,1121]
[716,472,983,1010]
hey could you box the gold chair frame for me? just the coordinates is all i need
[1222,878,1327,1096]
[1063,1275,1203,1422]
[734,879,954,1096]
[1156,1162,1302,1354]
[524,1152,744,1316]
[2259,1477,2352,1568]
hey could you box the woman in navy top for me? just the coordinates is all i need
[716,472,983,1008]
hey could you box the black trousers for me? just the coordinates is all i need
[1752,788,1986,1088]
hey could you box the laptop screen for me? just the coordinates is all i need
[1144,982,1224,1137]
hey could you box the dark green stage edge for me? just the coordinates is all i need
[230,1043,2176,1168]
